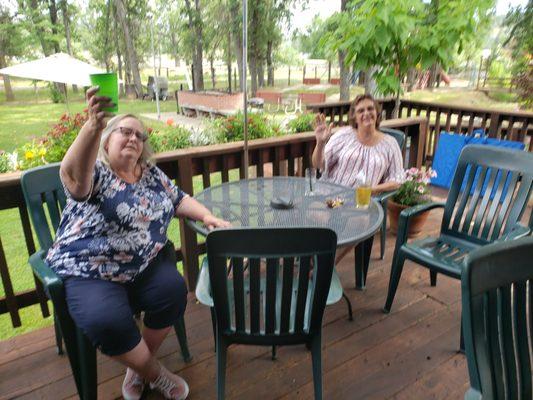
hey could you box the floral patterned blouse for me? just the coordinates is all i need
[46,160,187,282]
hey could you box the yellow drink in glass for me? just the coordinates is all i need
[355,185,372,209]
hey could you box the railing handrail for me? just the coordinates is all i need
[307,98,533,119]
[399,98,533,118]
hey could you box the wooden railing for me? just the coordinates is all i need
[0,117,426,329]
[307,98,533,163]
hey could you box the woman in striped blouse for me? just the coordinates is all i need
[312,94,403,193]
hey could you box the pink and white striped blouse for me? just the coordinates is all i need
[321,126,403,188]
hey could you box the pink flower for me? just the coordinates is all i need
[418,185,425,193]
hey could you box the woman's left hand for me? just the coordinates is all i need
[203,214,231,230]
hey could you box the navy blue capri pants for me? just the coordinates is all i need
[63,242,188,356]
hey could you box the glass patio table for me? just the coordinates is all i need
[187,177,384,295]
[187,176,383,245]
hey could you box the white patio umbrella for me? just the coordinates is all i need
[0,52,103,86]
[0,53,105,113]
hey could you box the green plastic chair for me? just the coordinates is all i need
[462,236,533,400]
[375,127,406,260]
[353,127,406,290]
[21,163,191,399]
[197,227,337,400]
[384,145,533,347]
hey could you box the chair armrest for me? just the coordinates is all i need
[494,223,531,243]
[28,250,64,300]
[393,202,446,250]
[399,202,446,220]
[374,190,397,203]
[195,257,214,307]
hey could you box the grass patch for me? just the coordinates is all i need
[0,89,178,152]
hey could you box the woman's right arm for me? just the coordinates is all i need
[60,87,113,199]
[311,114,334,170]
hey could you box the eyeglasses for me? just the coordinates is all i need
[114,126,148,142]
[355,105,376,115]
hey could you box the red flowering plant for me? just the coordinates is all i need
[392,167,437,207]
[40,110,89,163]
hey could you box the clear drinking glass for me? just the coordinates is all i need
[355,182,372,209]
[305,167,317,196]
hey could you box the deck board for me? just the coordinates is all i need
[2,188,530,400]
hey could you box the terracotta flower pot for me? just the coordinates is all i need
[387,200,431,238]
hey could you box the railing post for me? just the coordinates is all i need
[0,237,21,327]
[488,112,500,138]
[176,156,199,290]
[407,118,428,168]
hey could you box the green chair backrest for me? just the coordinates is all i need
[462,236,533,400]
[381,127,406,150]
[206,228,337,343]
[442,145,533,244]
[21,163,67,251]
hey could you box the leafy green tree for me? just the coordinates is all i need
[502,0,532,107]
[293,16,330,59]
[0,4,29,101]
[323,0,495,112]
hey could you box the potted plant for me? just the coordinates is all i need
[388,167,437,237]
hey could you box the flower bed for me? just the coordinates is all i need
[0,111,293,173]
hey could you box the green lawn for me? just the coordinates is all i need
[0,87,178,152]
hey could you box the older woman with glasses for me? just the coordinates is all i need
[46,87,229,400]
[312,94,403,194]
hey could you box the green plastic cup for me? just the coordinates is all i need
[89,72,118,112]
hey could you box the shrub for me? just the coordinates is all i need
[148,126,191,153]
[48,83,65,103]
[287,112,315,133]
[189,127,218,146]
[212,112,280,143]
[41,111,88,163]
[17,141,48,170]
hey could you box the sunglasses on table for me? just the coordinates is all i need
[113,126,148,142]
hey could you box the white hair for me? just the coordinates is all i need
[97,114,154,167]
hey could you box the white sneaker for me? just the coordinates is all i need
[149,366,189,400]
[122,368,145,400]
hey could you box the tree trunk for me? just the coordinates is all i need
[171,31,179,66]
[27,0,52,56]
[358,70,365,85]
[114,0,142,97]
[47,0,61,53]
[339,51,350,101]
[60,0,78,92]
[249,57,257,97]
[266,40,274,86]
[227,30,232,92]
[364,67,378,96]
[406,68,417,92]
[234,34,243,91]
[185,0,204,91]
[0,54,15,101]
[210,56,216,88]
[338,0,350,100]
[257,60,265,88]
[427,63,438,89]
[113,7,124,96]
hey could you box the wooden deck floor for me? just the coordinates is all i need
[1,194,474,399]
